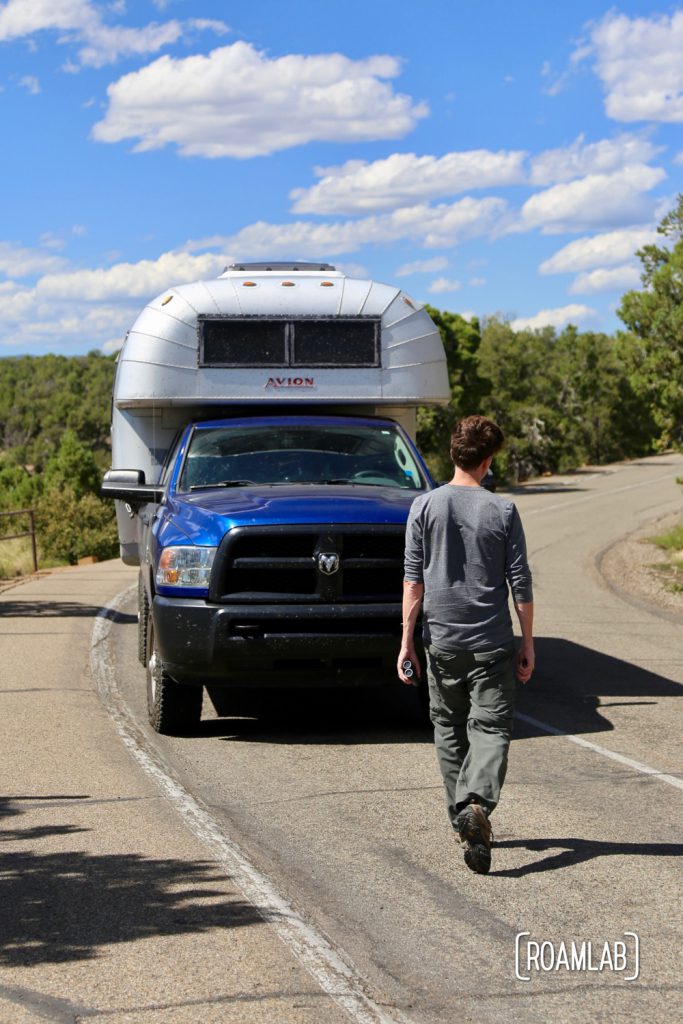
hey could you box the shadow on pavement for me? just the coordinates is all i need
[514,636,681,739]
[505,485,586,495]
[0,600,136,624]
[0,796,265,966]
[628,459,680,468]
[202,683,432,745]
[490,836,683,877]
[197,636,680,745]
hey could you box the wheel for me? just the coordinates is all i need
[138,571,150,667]
[146,617,202,735]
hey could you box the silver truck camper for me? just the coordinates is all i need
[111,262,450,563]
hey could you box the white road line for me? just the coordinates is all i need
[516,712,683,791]
[522,471,676,516]
[91,585,410,1024]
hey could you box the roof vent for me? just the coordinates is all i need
[228,261,336,272]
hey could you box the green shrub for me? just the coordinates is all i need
[36,487,119,565]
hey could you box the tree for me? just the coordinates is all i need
[0,459,42,514]
[36,488,118,565]
[31,427,118,564]
[42,429,100,499]
[552,327,655,466]
[476,318,564,480]
[0,351,115,469]
[617,194,683,447]
[416,308,488,480]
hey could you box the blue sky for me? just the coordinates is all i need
[1,0,682,355]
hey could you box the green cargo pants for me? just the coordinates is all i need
[426,643,517,826]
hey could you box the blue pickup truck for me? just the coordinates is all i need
[102,263,450,733]
[104,412,435,732]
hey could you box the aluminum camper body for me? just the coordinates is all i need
[112,263,449,562]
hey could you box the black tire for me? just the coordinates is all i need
[138,571,150,667]
[146,617,202,735]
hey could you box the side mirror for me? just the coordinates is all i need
[101,469,164,505]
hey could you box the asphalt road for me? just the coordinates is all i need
[2,453,682,1023]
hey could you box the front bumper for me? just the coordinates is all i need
[153,596,405,687]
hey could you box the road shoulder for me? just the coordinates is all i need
[599,510,683,623]
[0,561,353,1024]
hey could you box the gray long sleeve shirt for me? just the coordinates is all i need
[404,484,533,652]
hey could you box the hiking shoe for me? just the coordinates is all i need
[455,803,492,875]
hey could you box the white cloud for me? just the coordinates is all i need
[0,284,35,322]
[530,133,660,185]
[428,277,461,294]
[19,74,40,94]
[186,196,506,258]
[468,277,486,287]
[16,305,134,338]
[39,232,65,251]
[76,19,185,68]
[188,19,230,37]
[541,60,571,97]
[578,10,683,123]
[93,43,428,158]
[0,0,88,39]
[287,135,665,217]
[101,336,124,354]
[33,249,229,301]
[395,256,448,276]
[0,246,232,350]
[333,261,370,279]
[539,227,656,274]
[517,165,665,234]
[290,149,526,214]
[569,264,641,295]
[0,242,67,277]
[674,151,683,167]
[511,304,597,331]
[0,0,228,68]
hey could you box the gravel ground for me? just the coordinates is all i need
[599,510,683,620]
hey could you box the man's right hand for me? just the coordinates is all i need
[397,642,421,685]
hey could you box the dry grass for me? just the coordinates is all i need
[647,521,683,594]
[0,537,38,579]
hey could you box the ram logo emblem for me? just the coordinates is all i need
[318,552,340,575]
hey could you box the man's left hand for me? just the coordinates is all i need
[515,641,535,683]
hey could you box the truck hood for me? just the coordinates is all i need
[160,484,422,547]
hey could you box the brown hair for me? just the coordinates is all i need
[450,415,504,470]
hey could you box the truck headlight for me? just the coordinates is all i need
[156,546,217,588]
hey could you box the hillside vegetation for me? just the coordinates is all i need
[0,352,118,573]
[1,198,682,576]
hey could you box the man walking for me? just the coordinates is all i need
[398,415,534,874]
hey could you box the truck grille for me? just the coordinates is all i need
[209,525,405,604]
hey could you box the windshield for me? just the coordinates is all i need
[179,423,426,491]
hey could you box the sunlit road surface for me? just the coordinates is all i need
[1,453,681,1023]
